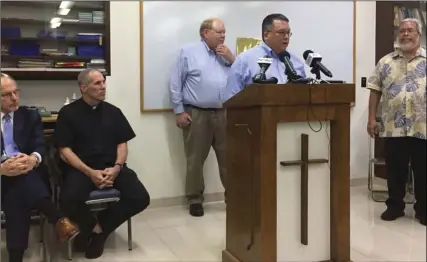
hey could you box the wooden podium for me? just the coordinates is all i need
[222,83,355,262]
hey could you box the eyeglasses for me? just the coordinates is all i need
[267,30,292,37]
[399,28,418,34]
[276,30,292,37]
[208,29,226,35]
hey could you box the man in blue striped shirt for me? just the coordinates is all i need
[169,18,235,216]
[224,14,306,100]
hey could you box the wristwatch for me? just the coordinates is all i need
[30,153,41,167]
[114,163,124,170]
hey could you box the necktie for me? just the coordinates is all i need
[2,114,19,157]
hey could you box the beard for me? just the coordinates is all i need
[398,39,419,52]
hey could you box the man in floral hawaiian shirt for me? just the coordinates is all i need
[367,18,426,226]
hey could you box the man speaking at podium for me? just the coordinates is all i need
[224,14,306,100]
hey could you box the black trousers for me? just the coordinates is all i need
[1,168,54,250]
[59,166,150,236]
[384,137,426,217]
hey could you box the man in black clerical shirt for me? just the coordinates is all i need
[53,69,150,259]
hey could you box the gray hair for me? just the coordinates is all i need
[400,18,423,35]
[1,73,11,79]
[1,73,16,85]
[77,68,102,86]
[199,18,219,38]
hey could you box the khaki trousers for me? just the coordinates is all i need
[182,105,226,204]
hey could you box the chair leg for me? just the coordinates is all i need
[127,218,132,251]
[40,215,44,243]
[368,162,388,202]
[67,241,73,260]
[41,217,47,262]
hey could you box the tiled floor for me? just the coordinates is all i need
[1,186,425,261]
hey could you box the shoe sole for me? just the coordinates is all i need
[381,213,405,221]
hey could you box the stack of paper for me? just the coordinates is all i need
[92,11,104,24]
[78,12,93,23]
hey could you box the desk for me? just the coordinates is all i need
[42,115,58,123]
[42,115,57,135]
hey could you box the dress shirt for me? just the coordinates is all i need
[367,47,426,139]
[224,41,306,101]
[169,40,232,114]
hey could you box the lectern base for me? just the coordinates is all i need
[222,251,352,262]
[222,250,241,262]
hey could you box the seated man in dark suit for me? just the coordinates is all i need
[0,73,79,262]
[53,69,150,259]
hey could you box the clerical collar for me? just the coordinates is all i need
[78,98,102,110]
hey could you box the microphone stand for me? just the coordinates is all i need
[310,66,322,80]
[310,66,331,84]
[252,73,278,84]
[285,68,310,84]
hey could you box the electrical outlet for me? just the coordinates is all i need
[361,77,367,87]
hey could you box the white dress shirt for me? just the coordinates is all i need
[1,111,42,163]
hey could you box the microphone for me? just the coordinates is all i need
[278,51,302,82]
[252,55,278,84]
[303,50,333,79]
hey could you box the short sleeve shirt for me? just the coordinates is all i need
[367,48,426,139]
[53,99,136,169]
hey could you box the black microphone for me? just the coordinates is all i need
[278,51,301,81]
[252,55,278,84]
[303,50,333,79]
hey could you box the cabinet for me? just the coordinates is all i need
[0,1,111,80]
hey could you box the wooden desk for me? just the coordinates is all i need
[42,115,58,123]
[42,115,57,135]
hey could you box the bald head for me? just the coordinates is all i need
[199,18,226,49]
[1,73,20,113]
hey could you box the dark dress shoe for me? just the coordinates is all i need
[189,203,204,217]
[73,232,91,252]
[56,217,80,242]
[85,233,107,259]
[380,209,405,221]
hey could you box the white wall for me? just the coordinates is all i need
[351,1,376,179]
[14,1,376,200]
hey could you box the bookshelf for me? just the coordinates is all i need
[376,1,426,62]
[373,1,426,179]
[0,1,111,80]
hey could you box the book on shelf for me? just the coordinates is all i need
[393,5,427,27]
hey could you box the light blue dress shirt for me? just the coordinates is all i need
[224,41,306,101]
[169,40,231,114]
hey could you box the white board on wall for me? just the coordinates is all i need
[141,1,354,111]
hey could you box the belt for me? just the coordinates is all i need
[184,104,222,111]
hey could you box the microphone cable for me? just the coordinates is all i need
[306,78,331,168]
[306,78,324,133]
